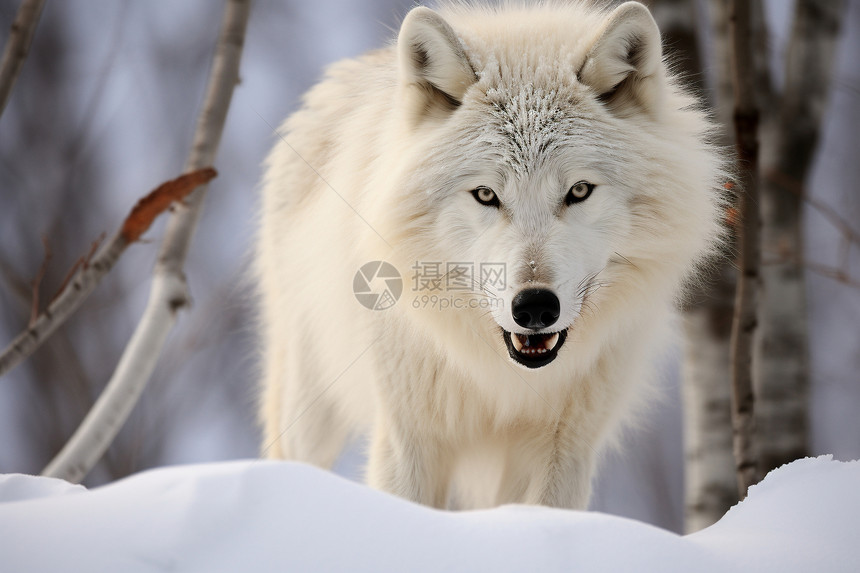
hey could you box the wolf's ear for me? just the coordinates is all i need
[397,7,476,117]
[578,2,663,115]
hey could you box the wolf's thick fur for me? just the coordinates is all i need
[257,1,723,509]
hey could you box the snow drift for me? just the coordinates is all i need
[1,455,858,572]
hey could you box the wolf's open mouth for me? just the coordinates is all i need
[502,329,568,369]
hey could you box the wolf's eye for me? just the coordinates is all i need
[565,181,595,205]
[471,186,500,207]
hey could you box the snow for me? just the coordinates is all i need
[0,456,857,572]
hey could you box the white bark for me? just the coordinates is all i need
[42,0,251,483]
[681,269,737,531]
[41,273,185,481]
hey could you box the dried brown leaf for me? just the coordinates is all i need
[120,168,217,243]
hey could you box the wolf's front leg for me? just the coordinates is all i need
[366,415,451,508]
[524,432,597,510]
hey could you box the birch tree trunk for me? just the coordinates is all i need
[672,0,738,532]
[729,0,764,499]
[680,0,827,529]
[681,273,737,531]
[755,0,843,475]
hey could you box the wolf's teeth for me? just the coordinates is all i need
[512,333,525,351]
[510,332,562,357]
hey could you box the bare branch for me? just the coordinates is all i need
[41,0,250,484]
[761,165,859,291]
[29,235,51,327]
[728,0,763,499]
[0,0,46,118]
[764,167,860,251]
[802,261,860,290]
[0,168,217,379]
[762,253,860,291]
[0,258,31,305]
[49,233,105,309]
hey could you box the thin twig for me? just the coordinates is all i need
[764,167,860,251]
[0,0,46,118]
[48,233,105,308]
[29,235,51,327]
[41,0,250,484]
[0,169,217,379]
[0,257,32,305]
[803,260,860,290]
[728,0,763,499]
[762,252,860,291]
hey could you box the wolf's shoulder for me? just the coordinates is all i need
[262,47,398,207]
[299,47,397,117]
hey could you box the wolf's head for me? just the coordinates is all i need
[380,2,723,371]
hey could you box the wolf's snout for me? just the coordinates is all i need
[511,289,560,330]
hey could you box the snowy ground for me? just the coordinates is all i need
[0,456,857,572]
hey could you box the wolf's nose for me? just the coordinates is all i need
[512,289,560,330]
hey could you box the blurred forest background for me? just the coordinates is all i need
[0,0,858,533]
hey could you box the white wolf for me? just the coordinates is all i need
[257,1,723,510]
